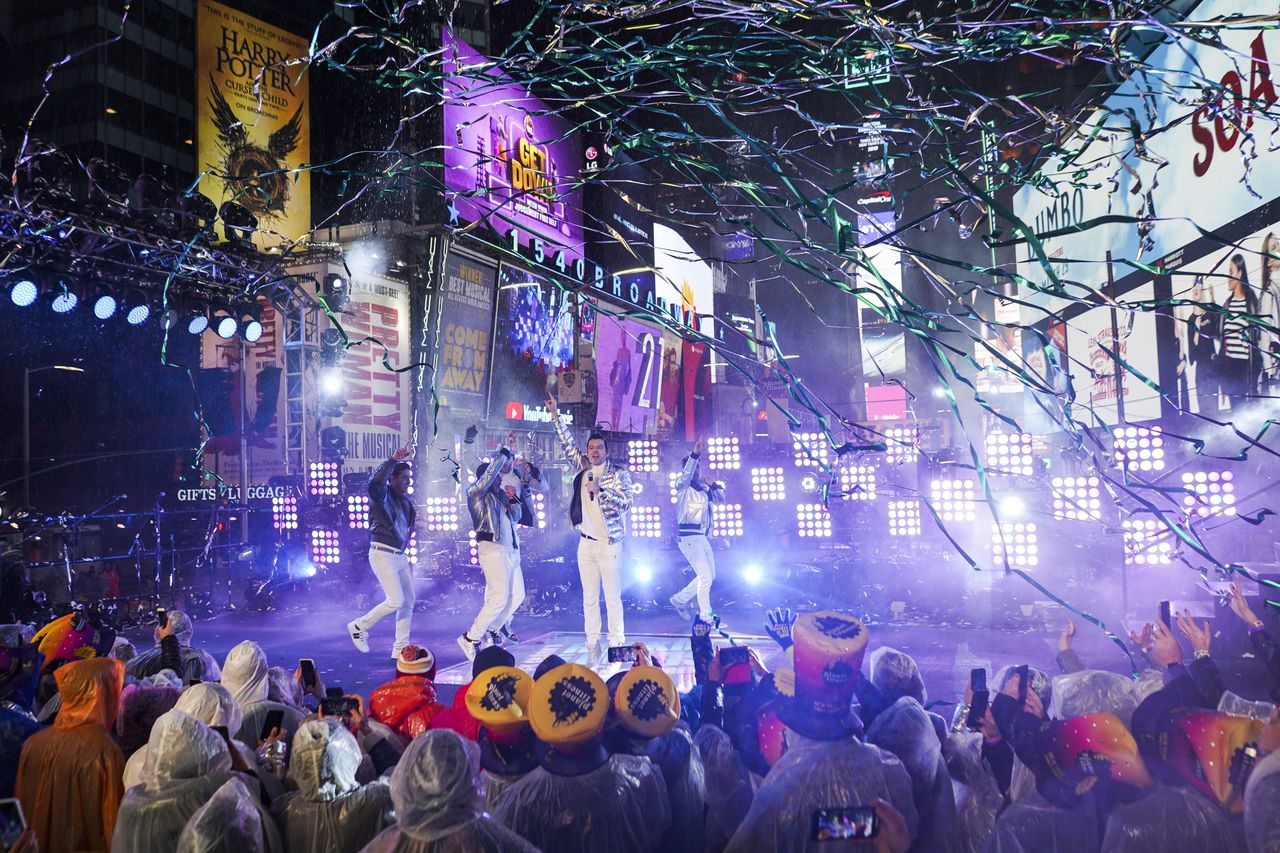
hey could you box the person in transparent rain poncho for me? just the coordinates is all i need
[176,776,269,853]
[1100,785,1247,853]
[221,640,307,746]
[360,728,537,852]
[866,696,961,853]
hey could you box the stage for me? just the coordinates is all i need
[115,597,1202,704]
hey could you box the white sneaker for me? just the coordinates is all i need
[457,634,479,661]
[347,621,370,654]
[586,639,604,669]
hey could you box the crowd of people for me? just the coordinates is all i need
[3,579,1280,852]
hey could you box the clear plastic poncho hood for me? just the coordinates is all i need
[1050,670,1140,727]
[1101,785,1248,853]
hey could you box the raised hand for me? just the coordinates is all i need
[545,392,558,414]
[1176,609,1212,654]
[695,436,705,455]
[505,430,519,453]
[1058,619,1076,653]
[765,607,797,651]
[392,445,413,461]
[1229,579,1262,627]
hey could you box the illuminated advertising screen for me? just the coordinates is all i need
[442,30,584,264]
[487,266,576,426]
[584,150,656,310]
[654,224,715,336]
[593,311,663,434]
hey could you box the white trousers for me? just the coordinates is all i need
[673,534,716,618]
[356,547,415,658]
[578,537,625,646]
[467,540,525,640]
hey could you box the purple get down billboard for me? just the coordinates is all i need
[442,29,585,265]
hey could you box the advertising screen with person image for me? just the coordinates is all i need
[593,311,663,434]
[488,266,578,426]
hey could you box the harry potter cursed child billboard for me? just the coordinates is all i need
[196,1,311,249]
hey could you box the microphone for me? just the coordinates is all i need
[588,472,595,501]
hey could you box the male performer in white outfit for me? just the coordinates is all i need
[547,391,633,665]
[348,445,417,659]
[669,438,725,623]
[458,433,534,661]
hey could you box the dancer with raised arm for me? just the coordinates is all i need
[546,391,633,666]
[669,437,725,625]
[458,432,534,661]
[348,445,417,660]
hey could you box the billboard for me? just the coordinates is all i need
[488,266,577,426]
[442,30,584,265]
[657,329,684,433]
[594,312,663,434]
[584,150,656,310]
[654,224,715,335]
[434,253,496,417]
[196,1,311,249]
[337,275,412,470]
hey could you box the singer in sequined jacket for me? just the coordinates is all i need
[552,415,632,543]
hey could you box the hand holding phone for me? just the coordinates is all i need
[299,658,317,691]
[0,798,27,852]
[157,607,168,629]
[718,646,751,667]
[259,708,285,743]
[320,696,359,717]
[810,806,879,842]
[1159,600,1172,629]
[607,645,637,664]
[965,668,990,733]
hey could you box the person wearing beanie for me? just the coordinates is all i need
[493,663,672,852]
[669,438,726,625]
[726,612,919,852]
[465,666,539,809]
[459,432,535,661]
[546,392,634,666]
[430,646,516,741]
[370,645,447,743]
[125,610,222,684]
[534,654,567,681]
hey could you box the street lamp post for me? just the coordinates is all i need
[23,365,85,507]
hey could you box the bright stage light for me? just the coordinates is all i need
[750,466,787,501]
[743,564,764,584]
[627,439,660,473]
[1051,476,1102,522]
[531,491,547,529]
[795,502,832,538]
[321,370,344,396]
[888,499,921,536]
[630,505,663,538]
[242,317,262,342]
[1123,517,1174,565]
[985,431,1034,476]
[630,481,645,496]
[1181,470,1236,518]
[635,564,654,583]
[51,290,78,314]
[424,496,460,533]
[931,478,976,522]
[991,521,1038,568]
[712,503,745,538]
[468,529,478,566]
[406,531,419,568]
[92,291,117,320]
[124,290,150,325]
[839,464,877,500]
[308,461,340,497]
[187,310,209,335]
[707,436,741,471]
[239,302,262,342]
[309,529,341,565]
[884,426,919,464]
[346,494,370,529]
[271,494,298,530]
[293,559,317,579]
[1113,426,1165,472]
[10,279,38,307]
[998,495,1026,518]
[792,432,830,468]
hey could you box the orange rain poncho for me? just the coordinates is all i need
[16,657,126,852]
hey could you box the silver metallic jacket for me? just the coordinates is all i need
[675,452,725,535]
[467,448,529,547]
[553,415,632,543]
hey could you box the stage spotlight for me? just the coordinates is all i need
[9,279,38,307]
[424,496,460,533]
[668,472,681,504]
[839,464,877,500]
[186,305,209,335]
[991,521,1038,568]
[213,306,238,339]
[931,478,976,522]
[985,431,1034,476]
[323,272,349,310]
[239,301,262,342]
[800,474,818,492]
[707,436,741,471]
[468,530,479,566]
[888,499,922,536]
[531,491,547,529]
[50,285,79,314]
[792,432,830,468]
[795,503,832,538]
[124,290,150,325]
[406,531,419,568]
[1051,476,1102,522]
[998,495,1026,518]
[743,564,764,584]
[1123,517,1173,565]
[750,466,787,501]
[711,503,745,538]
[309,529,341,565]
[308,461,341,497]
[1113,425,1165,472]
[630,505,663,538]
[271,494,298,530]
[321,369,344,396]
[1181,470,1236,518]
[634,564,654,583]
[91,285,118,320]
[346,494,370,529]
[292,559,317,579]
[627,439,660,472]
